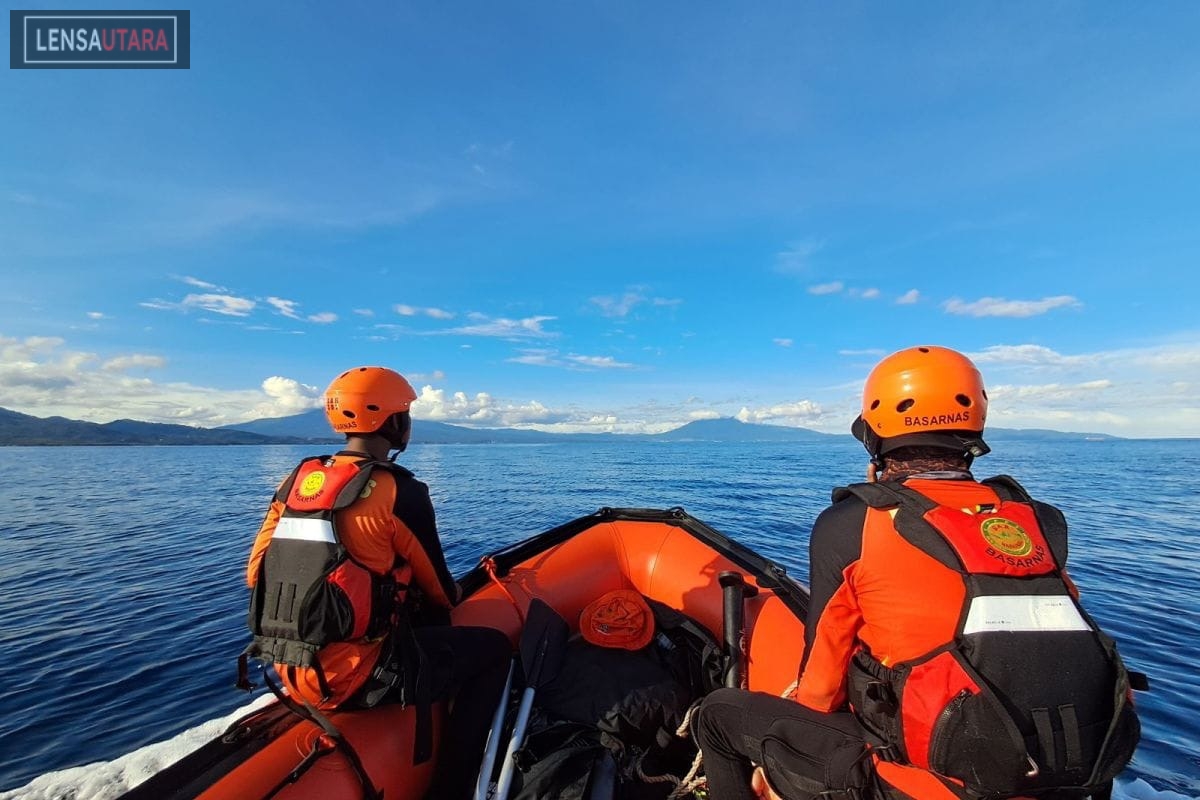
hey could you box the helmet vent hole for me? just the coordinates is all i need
[869,400,880,411]
[896,399,915,413]
[955,394,972,407]
[342,410,356,419]
[918,347,930,353]
[366,404,381,412]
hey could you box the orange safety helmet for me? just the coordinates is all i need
[579,589,655,651]
[853,345,989,458]
[323,366,418,435]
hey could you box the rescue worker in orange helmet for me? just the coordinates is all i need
[694,346,1140,800]
[244,366,511,800]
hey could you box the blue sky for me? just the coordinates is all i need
[2,2,1199,438]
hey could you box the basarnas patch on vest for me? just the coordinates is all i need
[299,470,327,500]
[979,517,1032,557]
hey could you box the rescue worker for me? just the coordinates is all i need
[245,366,512,800]
[694,346,1139,800]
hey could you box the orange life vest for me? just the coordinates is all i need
[837,476,1139,799]
[244,456,412,695]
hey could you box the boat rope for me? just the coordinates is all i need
[666,751,706,799]
[261,668,383,800]
[636,755,682,787]
[261,734,336,800]
[483,556,526,625]
[664,701,707,799]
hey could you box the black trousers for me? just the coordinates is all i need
[355,624,512,800]
[418,625,512,800]
[694,688,869,800]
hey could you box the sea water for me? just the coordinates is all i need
[0,440,1196,798]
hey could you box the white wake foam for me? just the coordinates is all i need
[0,695,272,800]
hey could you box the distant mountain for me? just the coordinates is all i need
[654,417,835,442]
[217,409,340,442]
[221,410,579,444]
[1,405,1130,447]
[0,407,313,446]
[224,412,832,443]
[985,428,1123,442]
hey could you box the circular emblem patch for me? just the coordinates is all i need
[980,517,1032,556]
[299,470,327,499]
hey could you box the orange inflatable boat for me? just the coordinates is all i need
[120,507,960,800]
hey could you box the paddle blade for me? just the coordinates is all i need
[519,598,569,688]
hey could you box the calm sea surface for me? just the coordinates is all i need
[0,440,1197,795]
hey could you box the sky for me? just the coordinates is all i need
[2,2,1199,439]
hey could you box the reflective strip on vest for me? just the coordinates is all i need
[273,516,337,543]
[962,595,1092,635]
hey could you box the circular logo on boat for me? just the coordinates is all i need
[299,470,327,499]
[980,517,1032,556]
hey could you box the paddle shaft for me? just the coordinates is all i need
[720,570,758,689]
[473,659,515,800]
[491,600,567,800]
[493,685,536,799]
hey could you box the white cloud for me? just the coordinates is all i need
[775,240,823,275]
[774,338,793,347]
[943,295,1081,318]
[969,344,1087,366]
[181,276,223,291]
[958,341,1200,436]
[445,314,557,339]
[395,305,455,320]
[406,370,446,383]
[565,354,634,369]
[688,409,722,421]
[989,380,1113,403]
[253,376,322,418]
[592,292,646,318]
[412,385,567,426]
[267,297,301,319]
[353,308,375,317]
[507,349,558,367]
[807,281,844,296]
[592,289,681,318]
[857,288,880,300]
[0,335,320,426]
[181,293,256,317]
[896,289,920,305]
[507,349,635,370]
[736,399,825,426]
[86,311,106,320]
[102,355,166,371]
[4,332,1199,438]
[266,297,336,324]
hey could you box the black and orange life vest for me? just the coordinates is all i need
[837,475,1140,799]
[245,456,413,674]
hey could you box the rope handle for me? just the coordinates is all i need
[483,556,526,626]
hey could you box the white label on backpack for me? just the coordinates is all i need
[962,595,1092,634]
[274,516,337,543]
